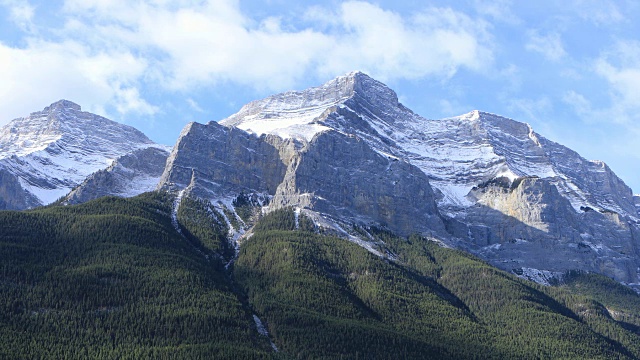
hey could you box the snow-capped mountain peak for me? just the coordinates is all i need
[0,100,163,208]
[218,72,637,219]
[219,71,402,141]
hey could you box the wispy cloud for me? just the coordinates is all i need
[525,31,567,61]
[186,98,204,113]
[472,0,520,25]
[594,40,640,124]
[565,40,640,128]
[318,2,495,80]
[571,0,625,25]
[0,38,156,122]
[0,0,35,32]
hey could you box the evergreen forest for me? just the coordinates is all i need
[1,192,640,359]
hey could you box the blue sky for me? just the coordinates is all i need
[1,0,639,192]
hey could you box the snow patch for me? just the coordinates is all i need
[210,197,246,270]
[334,223,384,257]
[0,101,160,207]
[116,174,162,198]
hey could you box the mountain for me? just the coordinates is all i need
[3,74,640,358]
[0,100,169,209]
[159,71,640,290]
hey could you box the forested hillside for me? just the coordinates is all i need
[1,192,640,359]
[0,193,273,359]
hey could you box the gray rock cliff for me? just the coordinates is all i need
[157,118,446,238]
[158,121,289,199]
[269,130,445,236]
[6,74,639,290]
[0,166,41,210]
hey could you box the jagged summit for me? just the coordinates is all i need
[1,99,153,158]
[219,71,402,141]
[0,73,630,291]
[212,73,640,287]
[42,99,82,112]
[223,71,392,124]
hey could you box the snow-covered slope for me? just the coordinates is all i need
[0,100,163,208]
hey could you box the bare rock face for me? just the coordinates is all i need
[158,121,290,200]
[157,120,446,238]
[270,130,445,237]
[0,166,41,210]
[441,176,640,284]
[6,74,634,289]
[64,146,170,204]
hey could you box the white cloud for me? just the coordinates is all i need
[0,0,495,125]
[317,2,494,81]
[594,41,640,123]
[566,41,640,127]
[0,38,155,122]
[0,0,34,31]
[62,0,494,88]
[59,0,332,91]
[525,31,566,61]
[571,0,625,25]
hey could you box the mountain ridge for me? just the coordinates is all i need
[3,74,640,358]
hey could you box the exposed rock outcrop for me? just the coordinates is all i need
[211,71,640,288]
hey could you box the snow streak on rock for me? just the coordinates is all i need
[220,72,636,220]
[171,189,186,236]
[253,314,278,352]
[516,268,563,287]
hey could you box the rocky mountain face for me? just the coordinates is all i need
[0,100,166,209]
[158,71,638,289]
[158,120,445,239]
